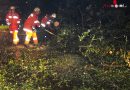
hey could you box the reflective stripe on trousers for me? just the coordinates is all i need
[32,32,38,44]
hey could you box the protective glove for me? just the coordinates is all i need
[7,22,11,25]
[41,23,46,27]
[32,27,37,32]
[46,21,51,25]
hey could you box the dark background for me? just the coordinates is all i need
[0,0,130,25]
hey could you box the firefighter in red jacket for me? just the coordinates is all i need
[41,14,50,28]
[40,13,59,46]
[5,6,20,45]
[23,7,40,46]
[38,14,49,46]
[41,13,58,30]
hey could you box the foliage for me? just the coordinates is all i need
[0,0,130,90]
[0,25,9,31]
[78,27,127,65]
[0,44,130,90]
[49,24,80,53]
[51,21,129,66]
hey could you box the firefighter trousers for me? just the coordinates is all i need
[24,31,38,45]
[12,30,19,45]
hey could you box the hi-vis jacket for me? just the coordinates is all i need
[23,13,40,33]
[6,12,20,33]
[41,16,50,28]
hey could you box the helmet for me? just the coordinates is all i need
[34,7,40,12]
[10,6,15,10]
[51,13,56,18]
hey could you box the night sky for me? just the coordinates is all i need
[10,0,61,16]
[0,0,130,24]
[9,0,130,16]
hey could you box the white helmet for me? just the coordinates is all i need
[10,6,15,10]
[34,7,40,12]
[51,13,56,18]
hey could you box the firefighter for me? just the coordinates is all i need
[41,13,50,28]
[23,7,40,47]
[40,13,60,46]
[5,6,21,45]
[39,14,50,46]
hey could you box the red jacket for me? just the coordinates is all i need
[23,13,40,32]
[6,11,20,33]
[41,16,50,28]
